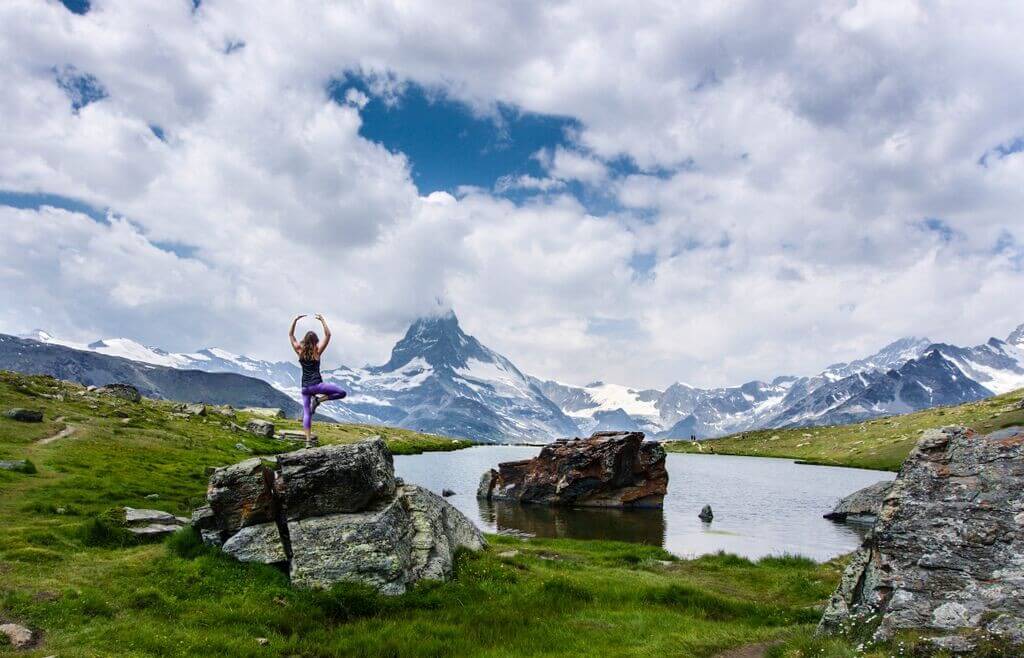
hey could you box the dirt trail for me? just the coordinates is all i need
[36,422,77,446]
[714,643,776,658]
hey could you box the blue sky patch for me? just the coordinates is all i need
[59,0,89,15]
[0,190,108,224]
[149,125,166,142]
[978,135,1024,167]
[55,66,108,113]
[330,75,580,195]
[917,217,959,243]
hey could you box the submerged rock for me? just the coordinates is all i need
[698,504,713,522]
[818,426,1024,648]
[823,480,893,521]
[477,431,668,508]
[202,438,484,594]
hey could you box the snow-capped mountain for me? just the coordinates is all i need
[533,329,1024,439]
[24,330,303,395]
[317,312,578,442]
[18,320,1024,443]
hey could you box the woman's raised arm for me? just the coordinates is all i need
[315,313,331,354]
[289,314,305,354]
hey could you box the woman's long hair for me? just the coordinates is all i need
[299,331,319,361]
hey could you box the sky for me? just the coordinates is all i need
[1,0,1023,390]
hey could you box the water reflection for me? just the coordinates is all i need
[479,498,666,546]
[393,446,894,561]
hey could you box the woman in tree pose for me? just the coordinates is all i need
[289,313,346,447]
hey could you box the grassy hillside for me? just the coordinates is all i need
[664,387,1024,471]
[0,370,972,656]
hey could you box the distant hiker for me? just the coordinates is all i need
[289,313,346,447]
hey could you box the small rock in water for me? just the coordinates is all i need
[698,504,714,522]
[4,408,43,422]
[441,488,456,497]
[0,623,34,649]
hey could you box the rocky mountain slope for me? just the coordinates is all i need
[0,334,303,416]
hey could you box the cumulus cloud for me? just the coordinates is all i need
[0,0,1023,389]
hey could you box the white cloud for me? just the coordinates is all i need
[0,0,1022,389]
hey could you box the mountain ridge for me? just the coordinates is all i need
[15,319,1024,443]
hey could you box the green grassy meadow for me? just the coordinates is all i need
[664,388,1024,471]
[2,370,1005,656]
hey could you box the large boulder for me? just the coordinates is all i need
[476,431,668,508]
[818,426,1024,650]
[275,440,396,520]
[201,438,484,594]
[823,480,894,521]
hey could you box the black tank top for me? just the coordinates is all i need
[299,358,323,388]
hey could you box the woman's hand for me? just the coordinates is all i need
[315,313,324,322]
[294,314,307,322]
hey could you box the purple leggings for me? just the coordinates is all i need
[301,382,347,430]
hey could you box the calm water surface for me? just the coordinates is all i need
[395,446,894,561]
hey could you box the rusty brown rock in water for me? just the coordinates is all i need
[477,431,668,508]
[818,425,1024,651]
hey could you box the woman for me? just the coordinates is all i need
[289,313,346,447]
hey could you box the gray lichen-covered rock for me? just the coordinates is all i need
[823,480,894,521]
[275,439,395,520]
[477,431,668,508]
[246,419,275,438]
[818,425,1024,648]
[97,383,142,402]
[222,522,288,564]
[120,506,189,537]
[289,496,414,593]
[203,439,484,594]
[4,408,43,422]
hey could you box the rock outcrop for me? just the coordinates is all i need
[245,419,275,437]
[195,438,485,594]
[819,426,1024,650]
[4,408,43,422]
[823,480,894,521]
[97,383,141,402]
[476,431,668,508]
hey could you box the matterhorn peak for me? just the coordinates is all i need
[1008,323,1024,348]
